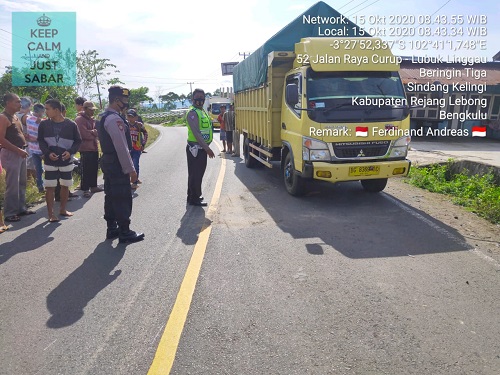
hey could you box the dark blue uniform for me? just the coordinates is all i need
[96,106,144,243]
[97,110,133,228]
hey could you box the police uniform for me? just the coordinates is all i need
[185,105,213,206]
[96,86,144,243]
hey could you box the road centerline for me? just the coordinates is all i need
[148,140,225,375]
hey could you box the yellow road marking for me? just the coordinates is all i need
[148,141,225,374]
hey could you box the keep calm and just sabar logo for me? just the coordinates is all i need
[13,11,76,86]
[25,13,63,84]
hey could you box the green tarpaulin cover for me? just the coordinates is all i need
[233,1,366,92]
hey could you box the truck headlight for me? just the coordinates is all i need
[302,137,331,161]
[389,135,411,158]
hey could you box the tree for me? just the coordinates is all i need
[0,67,13,98]
[159,91,179,110]
[154,86,164,111]
[164,102,176,111]
[0,66,77,115]
[179,94,187,107]
[76,50,123,101]
[129,87,153,109]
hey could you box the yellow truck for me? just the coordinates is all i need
[206,96,232,128]
[233,4,411,196]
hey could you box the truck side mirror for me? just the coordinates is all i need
[286,83,299,106]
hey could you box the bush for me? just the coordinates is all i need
[142,112,186,126]
[406,160,500,224]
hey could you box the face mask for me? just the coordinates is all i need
[193,98,205,107]
[117,99,129,110]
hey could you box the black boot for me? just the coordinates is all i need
[106,221,120,240]
[118,224,145,244]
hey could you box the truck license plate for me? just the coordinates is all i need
[349,165,380,176]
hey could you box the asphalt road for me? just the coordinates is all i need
[0,126,498,375]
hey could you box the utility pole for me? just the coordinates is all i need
[187,82,194,103]
[239,52,252,59]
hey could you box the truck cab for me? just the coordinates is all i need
[280,39,411,194]
[235,37,411,195]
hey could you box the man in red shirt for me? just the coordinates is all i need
[218,105,227,153]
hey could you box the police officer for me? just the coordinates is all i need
[186,88,215,206]
[96,86,144,243]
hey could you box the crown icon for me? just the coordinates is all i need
[37,14,51,27]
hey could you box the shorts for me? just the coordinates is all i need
[44,164,74,188]
[220,129,226,141]
[226,130,233,143]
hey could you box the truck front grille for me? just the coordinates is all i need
[332,141,390,159]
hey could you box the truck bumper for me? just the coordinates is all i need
[308,159,411,182]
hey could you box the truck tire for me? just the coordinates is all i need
[244,137,257,168]
[283,152,305,196]
[361,178,388,193]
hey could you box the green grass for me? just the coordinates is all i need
[144,124,160,147]
[144,114,185,127]
[406,160,500,224]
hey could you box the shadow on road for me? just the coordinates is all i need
[46,241,125,328]
[234,161,472,259]
[0,220,59,266]
[176,206,211,245]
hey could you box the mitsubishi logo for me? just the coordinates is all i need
[357,149,365,157]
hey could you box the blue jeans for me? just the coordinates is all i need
[31,153,44,191]
[130,150,142,182]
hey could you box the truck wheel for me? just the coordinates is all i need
[361,178,388,193]
[244,137,257,168]
[283,153,305,196]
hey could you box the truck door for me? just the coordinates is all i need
[282,73,304,170]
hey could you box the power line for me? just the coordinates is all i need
[344,0,374,15]
[430,0,453,16]
[337,0,359,10]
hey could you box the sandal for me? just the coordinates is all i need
[5,215,21,222]
[0,225,9,233]
[19,210,36,216]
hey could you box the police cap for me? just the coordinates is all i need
[108,85,130,97]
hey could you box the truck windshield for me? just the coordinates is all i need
[210,103,230,115]
[306,70,409,123]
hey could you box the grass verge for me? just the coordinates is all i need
[405,160,500,224]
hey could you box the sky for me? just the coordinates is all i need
[0,0,499,100]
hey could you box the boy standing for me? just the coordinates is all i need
[38,99,82,222]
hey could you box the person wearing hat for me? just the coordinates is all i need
[75,101,102,198]
[185,88,215,207]
[96,85,144,243]
[126,109,148,189]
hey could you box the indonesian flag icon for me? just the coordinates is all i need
[356,126,368,137]
[472,126,486,137]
